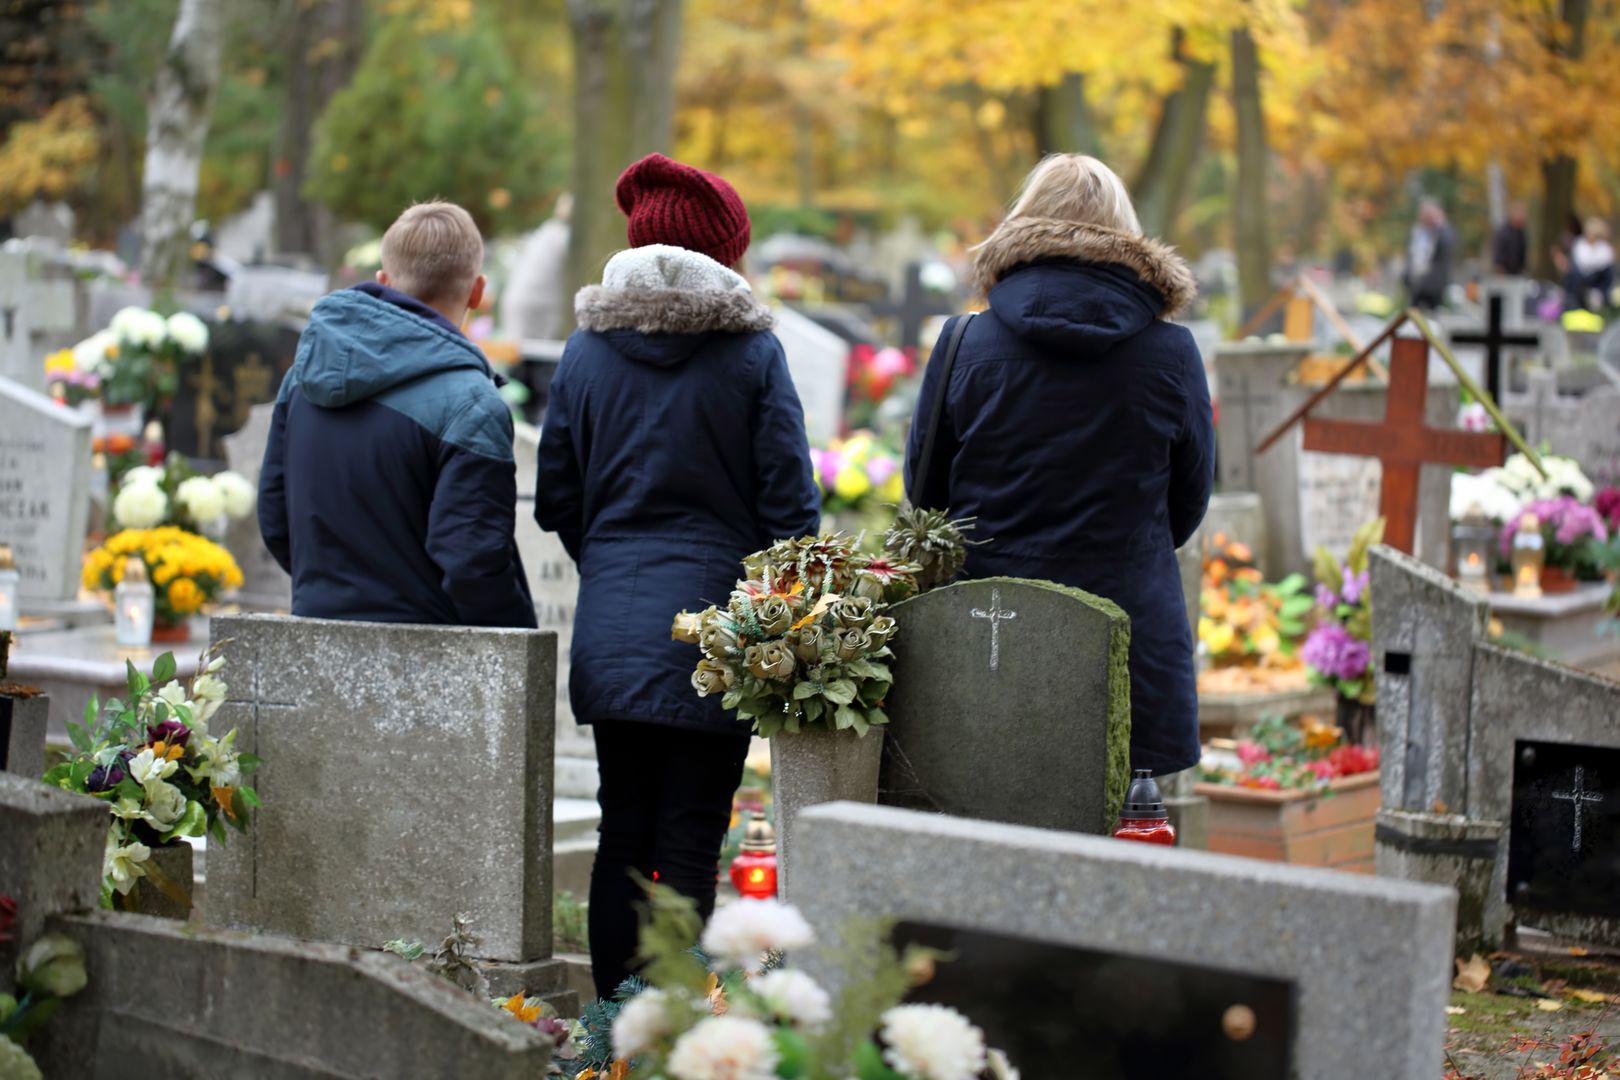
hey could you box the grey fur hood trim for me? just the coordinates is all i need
[574,285,775,334]
[969,217,1197,318]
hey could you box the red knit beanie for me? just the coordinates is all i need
[615,153,751,268]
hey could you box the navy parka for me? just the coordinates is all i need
[906,218,1214,775]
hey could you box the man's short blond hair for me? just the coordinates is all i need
[380,201,484,304]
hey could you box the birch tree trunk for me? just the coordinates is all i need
[565,0,683,328]
[140,0,226,293]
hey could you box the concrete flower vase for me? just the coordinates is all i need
[771,728,884,899]
[130,841,194,920]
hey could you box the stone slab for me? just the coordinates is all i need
[1375,808,1505,957]
[793,802,1457,1080]
[0,376,93,603]
[221,402,291,609]
[0,693,48,778]
[8,621,206,743]
[204,614,557,963]
[36,910,555,1079]
[774,305,849,447]
[772,728,884,899]
[1198,686,1337,733]
[0,774,108,987]
[1488,585,1620,673]
[878,577,1131,834]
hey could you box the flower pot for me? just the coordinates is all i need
[151,619,191,645]
[1195,771,1381,873]
[1335,698,1376,748]
[770,727,884,899]
[127,840,194,919]
[1539,565,1577,594]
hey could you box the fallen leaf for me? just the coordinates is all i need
[1570,989,1617,1004]
[1432,799,1450,815]
[1454,954,1492,993]
[1535,998,1564,1012]
[1569,946,1591,957]
[1446,1005,1468,1015]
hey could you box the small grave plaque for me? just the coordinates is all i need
[893,922,1294,1080]
[1507,739,1620,919]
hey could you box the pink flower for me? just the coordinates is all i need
[1237,741,1271,766]
[1302,623,1371,682]
[866,455,898,486]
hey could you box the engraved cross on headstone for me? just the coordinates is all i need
[1553,766,1606,853]
[970,587,1018,672]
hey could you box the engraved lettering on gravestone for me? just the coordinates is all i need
[970,587,1017,672]
[1553,767,1605,853]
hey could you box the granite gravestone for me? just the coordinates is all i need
[167,317,299,461]
[220,403,290,609]
[773,306,848,447]
[0,377,93,605]
[878,578,1133,835]
[205,614,571,1002]
[1503,372,1620,486]
[792,802,1456,1080]
[1371,545,1620,951]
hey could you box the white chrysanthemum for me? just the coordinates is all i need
[166,311,209,354]
[121,465,165,487]
[611,989,672,1058]
[111,306,168,350]
[1449,471,1520,523]
[212,470,256,519]
[880,1004,988,1080]
[113,481,168,529]
[700,899,815,972]
[176,476,226,523]
[73,330,118,373]
[665,1015,779,1080]
[986,1048,1020,1080]
[746,969,832,1028]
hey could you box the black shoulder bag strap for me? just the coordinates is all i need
[910,312,974,509]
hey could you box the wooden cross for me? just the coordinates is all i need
[1302,336,1506,554]
[1450,295,1540,407]
[870,262,956,351]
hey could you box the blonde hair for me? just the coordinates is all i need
[999,154,1142,236]
[380,201,484,304]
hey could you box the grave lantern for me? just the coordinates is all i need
[1510,513,1545,599]
[1451,504,1494,594]
[114,557,155,647]
[729,812,778,899]
[0,545,18,632]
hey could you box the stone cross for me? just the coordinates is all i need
[1302,336,1506,554]
[1553,766,1605,853]
[970,587,1018,672]
[1450,295,1540,406]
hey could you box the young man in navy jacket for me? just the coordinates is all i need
[258,201,535,629]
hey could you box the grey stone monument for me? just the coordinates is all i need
[793,802,1456,1080]
[0,376,93,606]
[773,306,848,447]
[204,614,572,1005]
[221,403,292,610]
[0,772,106,982]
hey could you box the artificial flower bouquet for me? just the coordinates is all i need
[1198,714,1379,793]
[43,346,100,406]
[70,305,210,412]
[1299,518,1383,706]
[82,527,244,626]
[1499,496,1611,582]
[1197,531,1312,669]
[108,453,256,536]
[42,649,260,905]
[576,887,1019,1080]
[811,431,906,515]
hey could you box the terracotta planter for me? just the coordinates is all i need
[126,841,194,919]
[1196,771,1381,873]
[151,619,191,645]
[770,728,884,899]
[1539,565,1577,594]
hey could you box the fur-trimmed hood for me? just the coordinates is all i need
[574,244,775,339]
[969,217,1196,318]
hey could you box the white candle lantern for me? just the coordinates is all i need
[0,545,18,632]
[114,557,155,647]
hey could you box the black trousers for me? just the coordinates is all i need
[589,720,750,999]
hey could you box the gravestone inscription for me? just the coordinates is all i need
[1507,740,1620,920]
[0,377,92,603]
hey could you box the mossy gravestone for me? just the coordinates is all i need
[879,577,1132,833]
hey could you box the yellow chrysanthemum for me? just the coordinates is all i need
[167,578,203,615]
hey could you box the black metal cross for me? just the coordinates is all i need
[869,262,956,351]
[1450,295,1541,405]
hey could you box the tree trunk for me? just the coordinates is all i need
[1230,26,1271,316]
[1132,31,1215,240]
[1534,0,1589,280]
[140,0,227,294]
[565,0,683,326]
[1033,73,1100,158]
[273,0,364,266]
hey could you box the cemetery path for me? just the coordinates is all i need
[1444,952,1620,1078]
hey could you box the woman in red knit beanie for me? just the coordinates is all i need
[536,153,819,998]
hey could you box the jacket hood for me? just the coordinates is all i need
[574,245,774,367]
[298,286,494,408]
[970,217,1197,318]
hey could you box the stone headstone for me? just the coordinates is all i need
[878,578,1132,833]
[0,694,49,778]
[0,774,107,983]
[1502,373,1620,486]
[0,250,39,390]
[0,377,93,604]
[793,802,1456,1080]
[1598,323,1620,386]
[168,316,299,460]
[11,200,74,247]
[205,614,569,997]
[773,306,848,446]
[221,403,291,609]
[224,263,328,323]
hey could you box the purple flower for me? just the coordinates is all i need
[147,718,191,748]
[87,753,132,793]
[1500,496,1610,556]
[866,455,898,486]
[1340,567,1369,606]
[1302,623,1371,682]
[1315,584,1338,609]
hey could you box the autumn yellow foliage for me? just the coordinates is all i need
[0,97,100,214]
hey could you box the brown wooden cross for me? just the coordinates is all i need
[1302,336,1506,554]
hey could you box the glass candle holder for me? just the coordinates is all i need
[1451,504,1495,594]
[1510,513,1545,599]
[114,557,155,647]
[728,812,779,899]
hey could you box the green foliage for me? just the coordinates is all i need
[381,938,426,961]
[307,9,567,236]
[553,889,589,955]
[809,917,941,1074]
